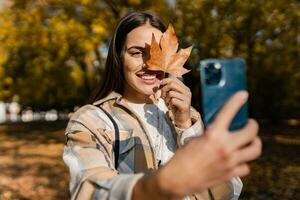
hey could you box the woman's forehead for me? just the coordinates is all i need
[125,25,163,48]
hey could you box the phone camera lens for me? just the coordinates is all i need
[205,63,222,85]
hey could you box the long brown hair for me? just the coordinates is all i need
[87,11,166,104]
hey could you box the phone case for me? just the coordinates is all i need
[199,58,248,131]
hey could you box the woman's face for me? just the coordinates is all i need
[122,24,164,103]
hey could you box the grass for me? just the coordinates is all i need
[0,121,299,199]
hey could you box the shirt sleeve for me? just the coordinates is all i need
[173,107,204,147]
[63,106,144,200]
[231,177,243,199]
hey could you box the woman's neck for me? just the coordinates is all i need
[123,85,161,104]
[123,92,155,104]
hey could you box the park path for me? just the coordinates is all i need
[0,121,299,200]
[0,121,69,200]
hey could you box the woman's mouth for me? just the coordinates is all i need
[140,74,156,80]
[136,71,162,85]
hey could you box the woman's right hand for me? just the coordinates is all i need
[133,91,262,200]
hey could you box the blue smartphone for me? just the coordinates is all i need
[199,58,248,131]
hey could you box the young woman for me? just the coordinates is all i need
[63,11,261,200]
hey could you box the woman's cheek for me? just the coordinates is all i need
[132,57,143,71]
[124,56,141,71]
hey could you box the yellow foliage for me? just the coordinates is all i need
[51,16,68,34]
[70,65,84,87]
[129,0,141,5]
[219,35,235,57]
[81,0,90,5]
[0,66,4,78]
[0,49,8,65]
[83,40,94,51]
[4,77,13,85]
[92,23,105,34]
[39,33,49,46]
[0,13,14,41]
[254,43,267,54]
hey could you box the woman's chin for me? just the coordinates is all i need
[139,87,162,103]
[135,83,157,95]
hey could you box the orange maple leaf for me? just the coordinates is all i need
[146,24,192,77]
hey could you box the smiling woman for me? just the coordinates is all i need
[122,24,164,103]
[62,11,261,200]
[87,11,167,104]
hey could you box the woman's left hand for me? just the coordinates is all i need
[160,77,192,129]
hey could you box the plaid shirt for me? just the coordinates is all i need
[63,92,241,200]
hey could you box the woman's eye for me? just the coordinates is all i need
[130,51,143,57]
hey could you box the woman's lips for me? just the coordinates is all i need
[137,72,159,85]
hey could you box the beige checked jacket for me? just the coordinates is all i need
[63,92,242,200]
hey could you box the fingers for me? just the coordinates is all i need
[160,78,190,98]
[211,119,259,167]
[237,137,262,162]
[160,78,191,111]
[213,91,248,129]
[225,136,262,169]
[202,117,260,184]
[165,90,185,102]
[167,97,191,112]
[164,90,190,106]
[226,163,250,179]
[230,119,259,150]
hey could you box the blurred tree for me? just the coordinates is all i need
[0,0,299,120]
[0,0,170,110]
[0,0,110,109]
[174,0,300,120]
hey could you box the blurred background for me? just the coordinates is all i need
[0,0,299,199]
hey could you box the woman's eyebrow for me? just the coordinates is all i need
[126,46,145,51]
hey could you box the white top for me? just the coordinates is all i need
[127,98,175,166]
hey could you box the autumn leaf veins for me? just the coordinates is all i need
[146,24,192,77]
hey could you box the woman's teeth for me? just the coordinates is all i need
[141,75,156,80]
